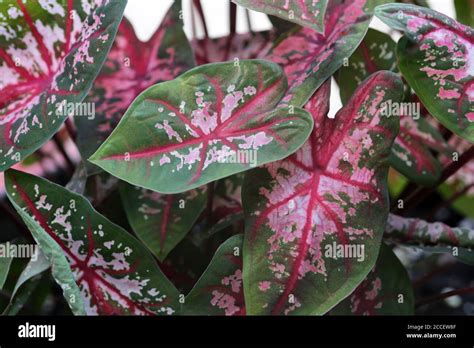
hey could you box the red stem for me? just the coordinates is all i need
[193,0,209,39]
[225,2,237,60]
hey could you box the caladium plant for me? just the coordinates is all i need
[0,0,473,319]
[0,0,126,171]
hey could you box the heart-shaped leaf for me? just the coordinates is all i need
[119,182,207,262]
[192,31,273,65]
[0,0,126,171]
[5,169,179,315]
[242,72,403,315]
[232,0,328,33]
[375,4,474,142]
[332,243,414,315]
[266,0,376,106]
[76,1,194,174]
[185,234,245,315]
[89,60,313,194]
[386,214,474,265]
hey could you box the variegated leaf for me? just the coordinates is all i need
[386,214,474,265]
[232,0,328,33]
[375,4,474,142]
[266,0,378,106]
[185,234,245,315]
[5,169,179,315]
[242,72,403,315]
[0,0,126,171]
[76,1,193,174]
[89,60,313,194]
[332,243,414,315]
[119,182,207,262]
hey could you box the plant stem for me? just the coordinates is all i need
[225,2,237,60]
[193,0,209,39]
[395,145,474,214]
[416,287,474,308]
[245,9,253,33]
[190,0,197,39]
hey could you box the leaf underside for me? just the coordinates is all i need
[233,0,328,33]
[386,214,474,265]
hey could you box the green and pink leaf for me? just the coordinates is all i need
[232,0,328,33]
[242,72,403,315]
[266,0,375,106]
[185,234,245,315]
[375,4,474,142]
[0,0,126,171]
[89,60,313,194]
[5,169,179,315]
